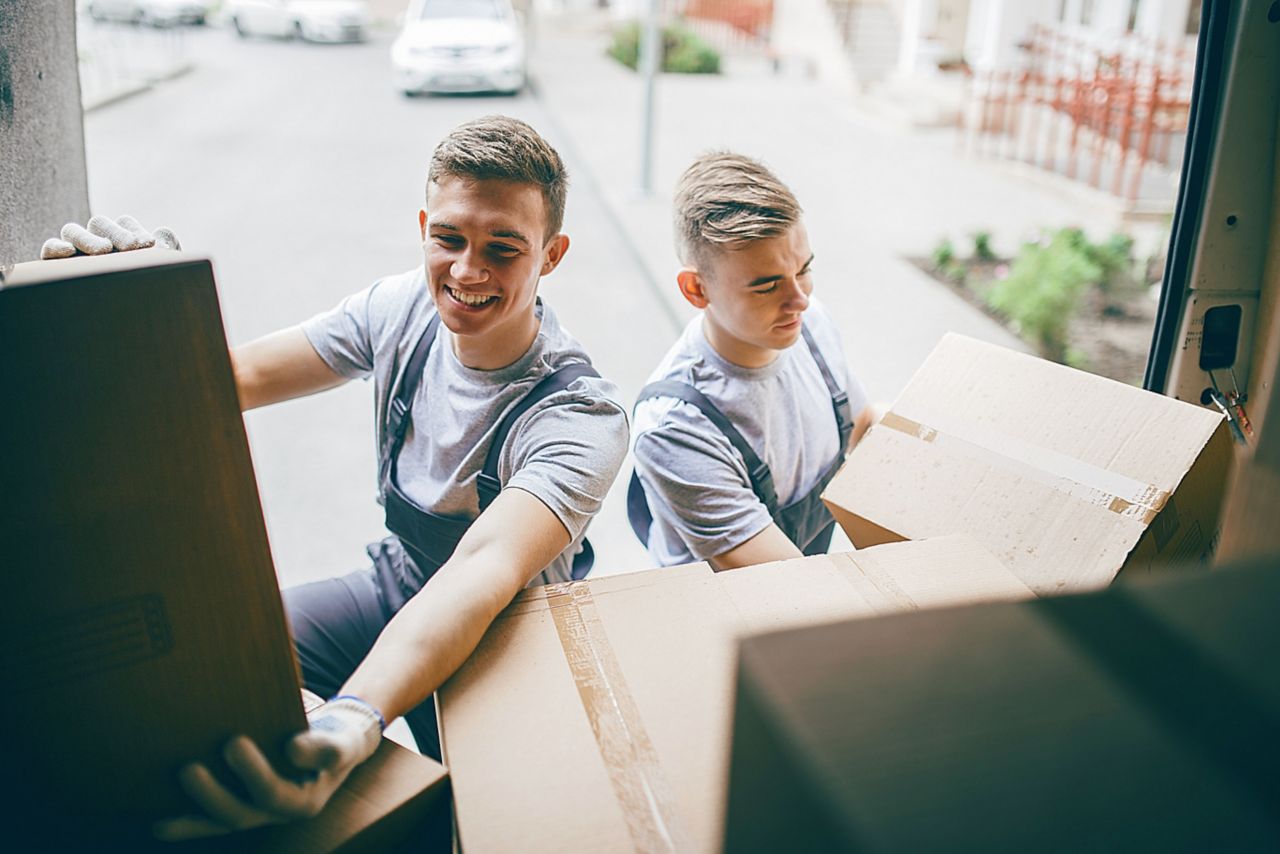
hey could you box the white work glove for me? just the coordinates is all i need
[40,214,180,259]
[152,695,384,841]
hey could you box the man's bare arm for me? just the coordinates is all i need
[341,487,573,721]
[848,402,881,452]
[708,522,804,571]
[231,326,347,411]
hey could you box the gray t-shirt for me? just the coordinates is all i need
[301,267,629,585]
[632,299,867,566]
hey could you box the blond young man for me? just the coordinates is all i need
[629,152,874,569]
[42,117,630,838]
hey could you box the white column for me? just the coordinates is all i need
[898,0,925,75]
[1135,0,1194,41]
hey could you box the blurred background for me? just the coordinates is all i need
[72,0,1202,584]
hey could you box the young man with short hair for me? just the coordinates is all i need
[90,115,629,837]
[629,152,873,570]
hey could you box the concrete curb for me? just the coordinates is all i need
[82,61,194,113]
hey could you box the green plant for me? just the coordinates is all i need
[931,237,955,270]
[607,22,721,74]
[1088,232,1142,315]
[972,231,996,262]
[985,228,1101,362]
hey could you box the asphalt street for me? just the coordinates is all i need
[83,21,660,586]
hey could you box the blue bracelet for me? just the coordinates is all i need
[329,694,388,732]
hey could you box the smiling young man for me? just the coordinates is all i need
[628,152,874,570]
[150,116,629,839]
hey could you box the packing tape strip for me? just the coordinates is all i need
[847,553,919,613]
[544,581,687,854]
[879,411,1169,524]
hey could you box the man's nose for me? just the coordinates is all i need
[782,277,810,310]
[451,250,488,284]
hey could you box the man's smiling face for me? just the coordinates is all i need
[421,175,565,349]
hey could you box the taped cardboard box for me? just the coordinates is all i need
[438,535,1032,853]
[822,333,1232,596]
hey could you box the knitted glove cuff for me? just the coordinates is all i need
[321,694,386,761]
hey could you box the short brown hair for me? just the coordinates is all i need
[673,151,802,265]
[427,115,569,240]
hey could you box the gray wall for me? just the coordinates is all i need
[0,1,90,266]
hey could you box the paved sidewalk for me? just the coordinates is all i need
[525,9,1137,402]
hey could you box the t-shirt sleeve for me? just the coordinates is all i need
[632,405,775,561]
[300,277,408,380]
[501,379,630,543]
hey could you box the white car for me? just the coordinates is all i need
[85,0,212,26]
[226,0,369,43]
[391,0,526,96]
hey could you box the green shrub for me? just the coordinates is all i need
[607,21,721,74]
[1089,232,1142,315]
[665,31,721,73]
[931,237,955,270]
[985,229,1101,362]
[972,231,996,261]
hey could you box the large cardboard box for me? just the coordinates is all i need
[0,252,450,851]
[723,555,1280,851]
[438,536,1033,853]
[822,333,1232,596]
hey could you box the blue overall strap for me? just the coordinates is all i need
[380,313,442,485]
[475,362,602,511]
[626,469,655,546]
[634,380,780,518]
[800,323,855,450]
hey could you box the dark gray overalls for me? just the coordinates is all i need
[627,323,853,557]
[285,312,596,760]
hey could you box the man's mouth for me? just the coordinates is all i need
[775,316,802,330]
[445,285,498,308]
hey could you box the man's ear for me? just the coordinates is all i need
[677,267,709,309]
[540,234,570,275]
[418,208,428,241]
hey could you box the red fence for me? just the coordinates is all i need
[962,25,1195,205]
[670,0,774,52]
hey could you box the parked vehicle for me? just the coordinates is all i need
[85,0,212,26]
[391,0,526,96]
[226,0,369,43]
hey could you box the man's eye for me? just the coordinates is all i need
[755,284,779,295]
[432,235,462,247]
[490,244,519,256]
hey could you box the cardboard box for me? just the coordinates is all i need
[1,251,307,837]
[438,536,1032,853]
[723,555,1280,851]
[822,333,1232,595]
[0,252,450,851]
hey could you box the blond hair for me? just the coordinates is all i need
[673,152,802,265]
[427,115,569,241]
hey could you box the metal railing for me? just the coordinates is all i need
[961,24,1195,206]
[668,0,774,52]
[76,16,194,111]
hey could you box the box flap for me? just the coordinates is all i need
[824,334,1227,594]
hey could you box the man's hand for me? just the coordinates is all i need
[40,215,180,259]
[152,696,384,841]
